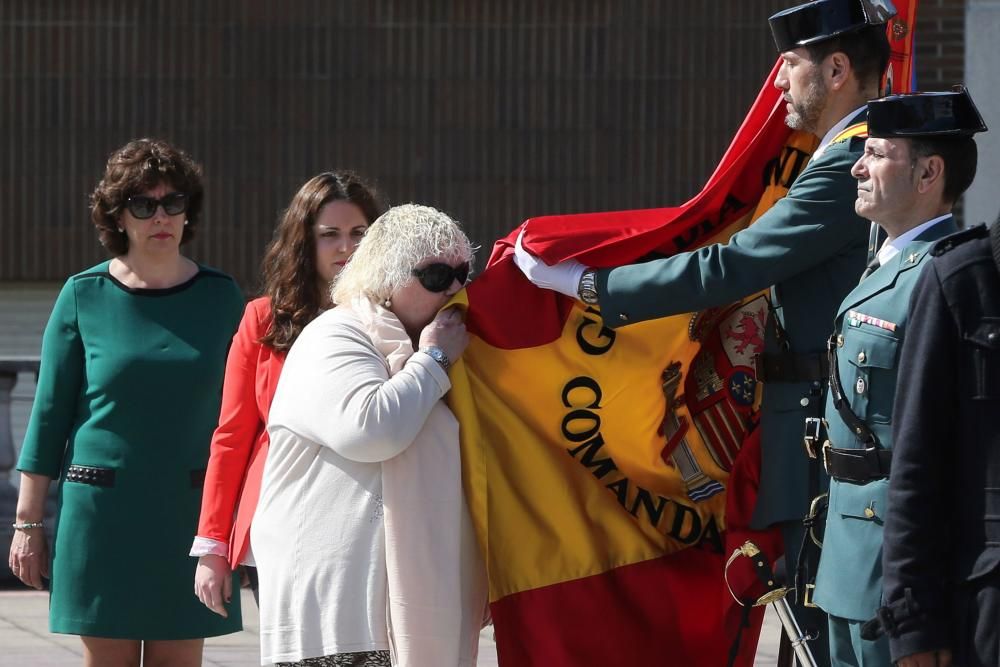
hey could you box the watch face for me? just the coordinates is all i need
[424,346,449,368]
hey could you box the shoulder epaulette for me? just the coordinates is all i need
[832,122,868,144]
[931,224,989,256]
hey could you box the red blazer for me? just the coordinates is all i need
[197,296,285,568]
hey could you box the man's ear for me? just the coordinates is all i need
[825,52,851,91]
[914,154,946,195]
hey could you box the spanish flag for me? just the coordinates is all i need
[450,6,917,664]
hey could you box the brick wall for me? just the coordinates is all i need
[0,0,802,287]
[0,1,974,285]
[914,0,969,220]
[915,0,966,90]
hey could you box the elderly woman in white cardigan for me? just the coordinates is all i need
[251,204,487,667]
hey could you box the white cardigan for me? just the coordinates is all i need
[251,299,486,666]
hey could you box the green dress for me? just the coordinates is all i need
[17,260,244,639]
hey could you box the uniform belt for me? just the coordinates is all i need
[823,445,892,484]
[754,351,829,383]
[65,464,207,489]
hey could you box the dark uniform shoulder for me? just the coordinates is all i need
[928,225,995,285]
[930,224,989,257]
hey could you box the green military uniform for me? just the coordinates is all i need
[814,217,958,662]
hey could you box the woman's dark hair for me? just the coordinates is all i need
[90,138,204,256]
[261,171,386,351]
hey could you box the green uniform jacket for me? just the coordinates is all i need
[813,217,959,622]
[595,110,869,529]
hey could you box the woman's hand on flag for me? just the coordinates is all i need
[513,228,587,299]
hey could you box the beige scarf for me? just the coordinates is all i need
[342,296,487,667]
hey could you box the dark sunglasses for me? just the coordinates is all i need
[411,262,471,292]
[124,192,188,219]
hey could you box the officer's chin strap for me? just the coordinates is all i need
[724,541,819,667]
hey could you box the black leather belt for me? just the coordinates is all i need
[66,464,115,487]
[823,445,892,484]
[65,465,207,489]
[754,351,829,383]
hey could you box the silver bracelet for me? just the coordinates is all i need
[12,521,44,530]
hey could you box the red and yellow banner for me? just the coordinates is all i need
[450,6,917,664]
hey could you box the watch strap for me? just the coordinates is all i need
[578,268,599,305]
[420,346,451,372]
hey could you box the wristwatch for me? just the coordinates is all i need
[420,345,451,372]
[578,268,599,305]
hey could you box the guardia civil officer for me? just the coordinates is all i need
[808,88,988,666]
[514,0,895,656]
[868,184,997,661]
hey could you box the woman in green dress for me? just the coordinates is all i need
[7,138,244,666]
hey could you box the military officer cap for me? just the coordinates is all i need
[769,0,897,52]
[867,86,989,138]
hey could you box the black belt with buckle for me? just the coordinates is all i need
[823,445,892,484]
[754,351,829,383]
[66,464,207,489]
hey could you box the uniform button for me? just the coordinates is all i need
[855,377,866,394]
[864,507,875,519]
[989,332,998,343]
[800,397,810,407]
[836,335,845,348]
[619,313,629,322]
[857,351,866,363]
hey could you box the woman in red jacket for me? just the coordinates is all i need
[191,171,385,616]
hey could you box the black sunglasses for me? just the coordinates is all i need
[124,192,188,219]
[411,262,471,292]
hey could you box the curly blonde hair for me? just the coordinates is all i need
[332,204,475,305]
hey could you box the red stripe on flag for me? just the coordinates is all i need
[696,404,741,469]
[717,397,751,466]
[490,548,765,666]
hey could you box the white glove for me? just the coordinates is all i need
[513,229,587,299]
